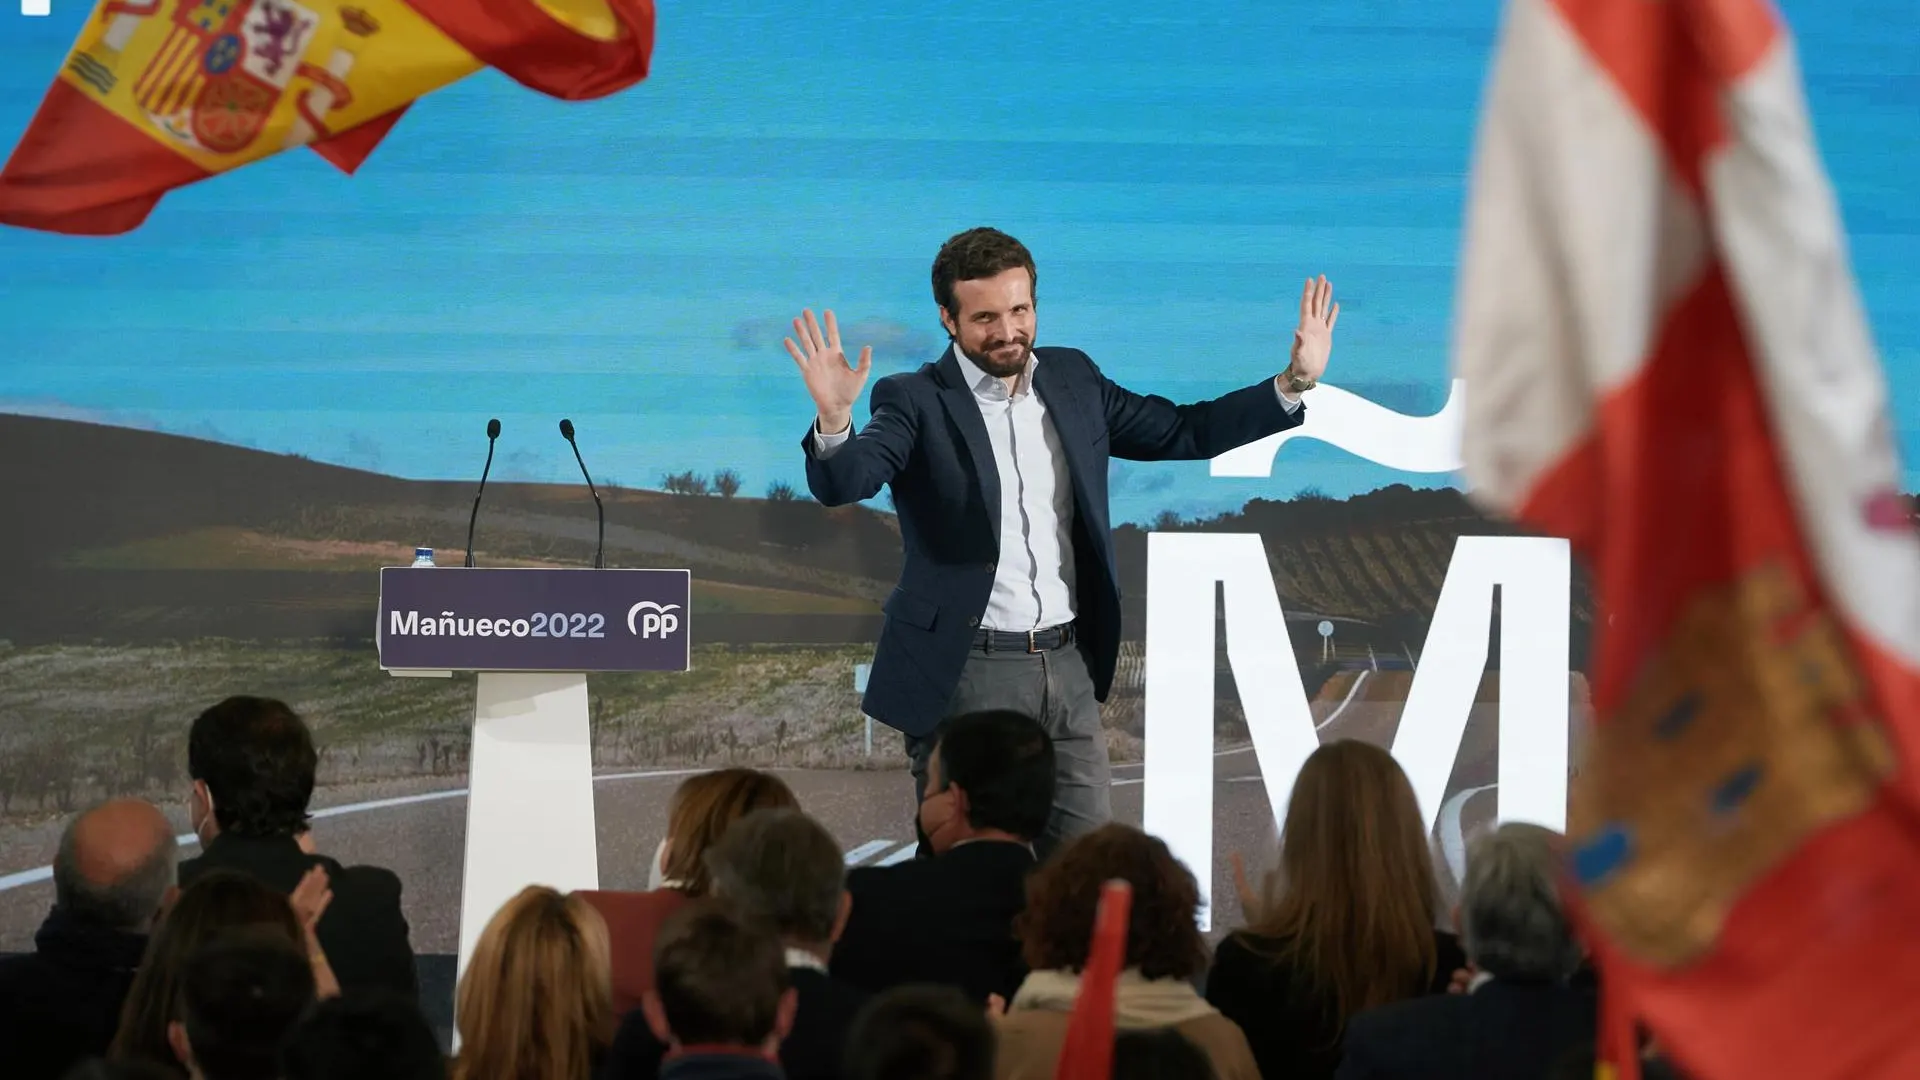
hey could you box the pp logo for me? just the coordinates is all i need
[626,601,682,639]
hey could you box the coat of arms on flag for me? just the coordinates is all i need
[0,0,655,235]
[1454,0,1920,1076]
[125,0,332,155]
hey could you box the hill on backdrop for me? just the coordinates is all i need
[1,413,1596,660]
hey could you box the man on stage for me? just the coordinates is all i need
[787,227,1337,855]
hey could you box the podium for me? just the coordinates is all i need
[375,566,690,987]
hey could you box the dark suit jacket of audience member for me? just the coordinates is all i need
[179,832,418,1000]
[576,888,694,1016]
[602,966,868,1080]
[1336,979,1597,1080]
[0,906,148,1080]
[830,839,1034,1004]
[1205,929,1466,1080]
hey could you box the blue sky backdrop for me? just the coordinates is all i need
[1,0,1915,524]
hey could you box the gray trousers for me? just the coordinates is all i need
[905,639,1112,860]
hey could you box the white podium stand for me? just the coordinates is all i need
[458,672,599,974]
[375,567,690,993]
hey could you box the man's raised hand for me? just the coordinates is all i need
[1288,275,1339,383]
[784,309,873,436]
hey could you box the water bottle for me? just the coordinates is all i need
[411,547,436,568]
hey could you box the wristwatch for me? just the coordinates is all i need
[1283,368,1318,394]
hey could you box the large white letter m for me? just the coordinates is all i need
[1142,533,1571,926]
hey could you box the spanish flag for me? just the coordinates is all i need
[1455,0,1920,1077]
[0,0,654,235]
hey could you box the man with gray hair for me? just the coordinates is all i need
[1337,823,1596,1080]
[603,808,870,1080]
[0,798,178,1080]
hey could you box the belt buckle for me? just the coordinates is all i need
[1026,629,1041,654]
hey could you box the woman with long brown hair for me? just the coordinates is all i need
[578,768,797,1015]
[1205,739,1464,1080]
[110,868,337,1074]
[452,885,612,1080]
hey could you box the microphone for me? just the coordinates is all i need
[559,418,605,569]
[464,418,502,569]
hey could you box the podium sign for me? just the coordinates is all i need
[370,565,692,1015]
[376,567,690,672]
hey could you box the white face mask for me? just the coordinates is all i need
[189,784,217,844]
[646,837,670,890]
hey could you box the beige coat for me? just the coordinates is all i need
[992,969,1261,1080]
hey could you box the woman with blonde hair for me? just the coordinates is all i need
[452,885,612,1080]
[1205,739,1464,1080]
[576,768,797,1015]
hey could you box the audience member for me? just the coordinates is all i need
[1339,823,1595,1080]
[177,696,417,999]
[1,799,176,1080]
[579,768,798,1014]
[833,711,1051,1004]
[167,932,318,1080]
[1111,1029,1219,1080]
[605,809,866,1080]
[111,870,330,1074]
[1206,740,1463,1080]
[452,886,612,1080]
[282,992,446,1080]
[640,903,795,1080]
[843,985,993,1080]
[997,824,1257,1080]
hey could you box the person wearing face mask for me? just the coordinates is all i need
[828,710,1055,1005]
[177,695,418,1001]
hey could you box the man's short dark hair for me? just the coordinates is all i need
[652,902,789,1048]
[933,710,1054,841]
[842,985,992,1080]
[177,931,318,1080]
[188,696,317,837]
[281,992,444,1080]
[931,228,1037,319]
[705,808,844,944]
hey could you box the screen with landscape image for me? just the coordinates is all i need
[1,0,1915,988]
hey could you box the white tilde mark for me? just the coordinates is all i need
[1211,380,1466,477]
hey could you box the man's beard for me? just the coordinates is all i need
[959,334,1032,378]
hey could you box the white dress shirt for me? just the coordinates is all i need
[814,346,1303,633]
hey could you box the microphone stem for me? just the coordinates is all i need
[566,435,605,570]
[465,438,496,569]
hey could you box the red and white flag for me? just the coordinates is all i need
[1455,0,1920,1077]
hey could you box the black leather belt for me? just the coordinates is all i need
[973,622,1077,653]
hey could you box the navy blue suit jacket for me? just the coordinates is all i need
[802,345,1304,736]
